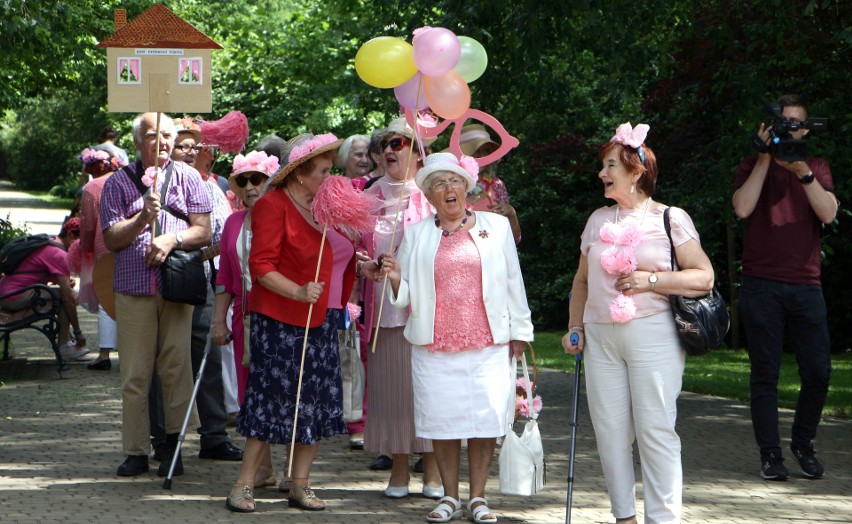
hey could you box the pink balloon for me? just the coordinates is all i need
[394,73,429,110]
[423,70,471,120]
[413,27,461,77]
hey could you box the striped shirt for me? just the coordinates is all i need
[100,160,212,296]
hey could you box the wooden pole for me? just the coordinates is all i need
[150,112,162,239]
[287,224,328,477]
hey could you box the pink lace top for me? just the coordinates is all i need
[427,231,494,353]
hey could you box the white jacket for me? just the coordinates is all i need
[389,212,534,346]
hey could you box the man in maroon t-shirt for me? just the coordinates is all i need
[732,94,838,482]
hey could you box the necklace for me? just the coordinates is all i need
[615,197,652,226]
[434,209,472,237]
[286,187,313,214]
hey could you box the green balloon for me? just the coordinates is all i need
[454,36,488,83]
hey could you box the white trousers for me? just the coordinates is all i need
[98,305,117,349]
[585,312,684,524]
[220,306,240,414]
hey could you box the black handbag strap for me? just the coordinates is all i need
[663,207,679,271]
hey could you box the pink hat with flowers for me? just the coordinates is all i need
[268,132,343,186]
[228,150,280,192]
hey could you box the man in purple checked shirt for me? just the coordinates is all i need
[100,112,212,478]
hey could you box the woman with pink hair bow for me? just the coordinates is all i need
[562,123,715,524]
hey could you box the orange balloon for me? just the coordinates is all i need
[423,71,471,120]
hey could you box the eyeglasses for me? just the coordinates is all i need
[174,144,202,153]
[380,137,412,152]
[234,172,268,188]
[430,177,466,192]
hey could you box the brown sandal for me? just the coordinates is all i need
[225,484,255,513]
[287,483,325,511]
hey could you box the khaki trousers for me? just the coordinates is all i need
[116,292,197,455]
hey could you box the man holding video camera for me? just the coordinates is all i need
[733,94,838,481]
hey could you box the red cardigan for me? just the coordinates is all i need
[248,187,356,328]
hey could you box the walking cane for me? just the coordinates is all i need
[565,333,582,524]
[163,338,212,490]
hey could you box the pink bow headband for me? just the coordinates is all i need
[610,122,650,163]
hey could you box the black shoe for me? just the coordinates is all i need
[369,454,393,470]
[199,441,243,461]
[413,456,424,473]
[157,433,183,477]
[151,443,165,462]
[117,455,149,476]
[760,452,789,481]
[87,359,111,370]
[791,442,825,478]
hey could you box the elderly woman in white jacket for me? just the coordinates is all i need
[380,153,533,524]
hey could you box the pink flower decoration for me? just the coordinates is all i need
[600,222,620,244]
[232,150,280,176]
[347,302,362,321]
[609,293,637,323]
[618,222,644,247]
[141,167,158,188]
[77,148,110,165]
[515,394,543,418]
[459,155,480,180]
[417,111,438,129]
[610,122,650,148]
[288,133,339,163]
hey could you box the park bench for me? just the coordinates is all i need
[0,283,68,374]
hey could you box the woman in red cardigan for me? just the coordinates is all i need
[225,133,355,514]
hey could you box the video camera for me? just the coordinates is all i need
[753,103,827,161]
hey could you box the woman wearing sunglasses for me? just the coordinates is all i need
[357,117,444,501]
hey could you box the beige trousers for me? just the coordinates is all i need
[116,292,197,455]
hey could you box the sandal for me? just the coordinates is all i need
[254,474,277,488]
[287,483,325,511]
[467,497,497,524]
[427,496,463,523]
[278,477,292,493]
[225,484,255,513]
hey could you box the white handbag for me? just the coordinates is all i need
[338,322,365,423]
[499,353,545,496]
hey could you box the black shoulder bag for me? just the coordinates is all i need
[663,208,730,356]
[152,164,208,306]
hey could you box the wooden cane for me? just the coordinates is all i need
[370,83,425,353]
[287,224,328,477]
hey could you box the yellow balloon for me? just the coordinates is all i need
[355,37,418,89]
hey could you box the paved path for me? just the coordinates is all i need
[1,182,851,523]
[0,180,70,236]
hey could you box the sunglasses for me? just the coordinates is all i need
[174,144,202,153]
[234,172,267,188]
[380,137,412,152]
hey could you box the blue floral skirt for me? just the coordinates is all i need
[236,309,347,445]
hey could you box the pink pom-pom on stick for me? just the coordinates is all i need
[312,176,377,238]
[198,111,249,153]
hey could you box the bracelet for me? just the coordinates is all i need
[569,325,584,332]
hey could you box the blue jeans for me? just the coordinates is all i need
[738,276,831,456]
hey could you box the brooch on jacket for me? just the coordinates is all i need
[479,230,489,238]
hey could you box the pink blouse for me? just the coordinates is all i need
[426,231,494,353]
[580,205,700,324]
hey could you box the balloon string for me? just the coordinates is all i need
[371,80,424,354]
[288,224,327,476]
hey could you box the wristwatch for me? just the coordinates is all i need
[175,232,184,248]
[799,172,815,185]
[649,272,658,291]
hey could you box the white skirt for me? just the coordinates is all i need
[411,343,513,440]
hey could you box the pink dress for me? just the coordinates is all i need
[427,231,494,352]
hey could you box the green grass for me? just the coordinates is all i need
[533,330,852,419]
[25,191,74,209]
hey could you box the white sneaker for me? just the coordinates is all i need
[58,340,76,352]
[60,346,91,361]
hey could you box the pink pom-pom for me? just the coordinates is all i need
[600,246,620,275]
[609,294,636,323]
[459,155,480,180]
[312,176,377,238]
[618,222,644,247]
[199,111,250,154]
[600,222,619,244]
[67,240,83,274]
[613,248,638,274]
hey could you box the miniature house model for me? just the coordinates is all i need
[97,3,222,113]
